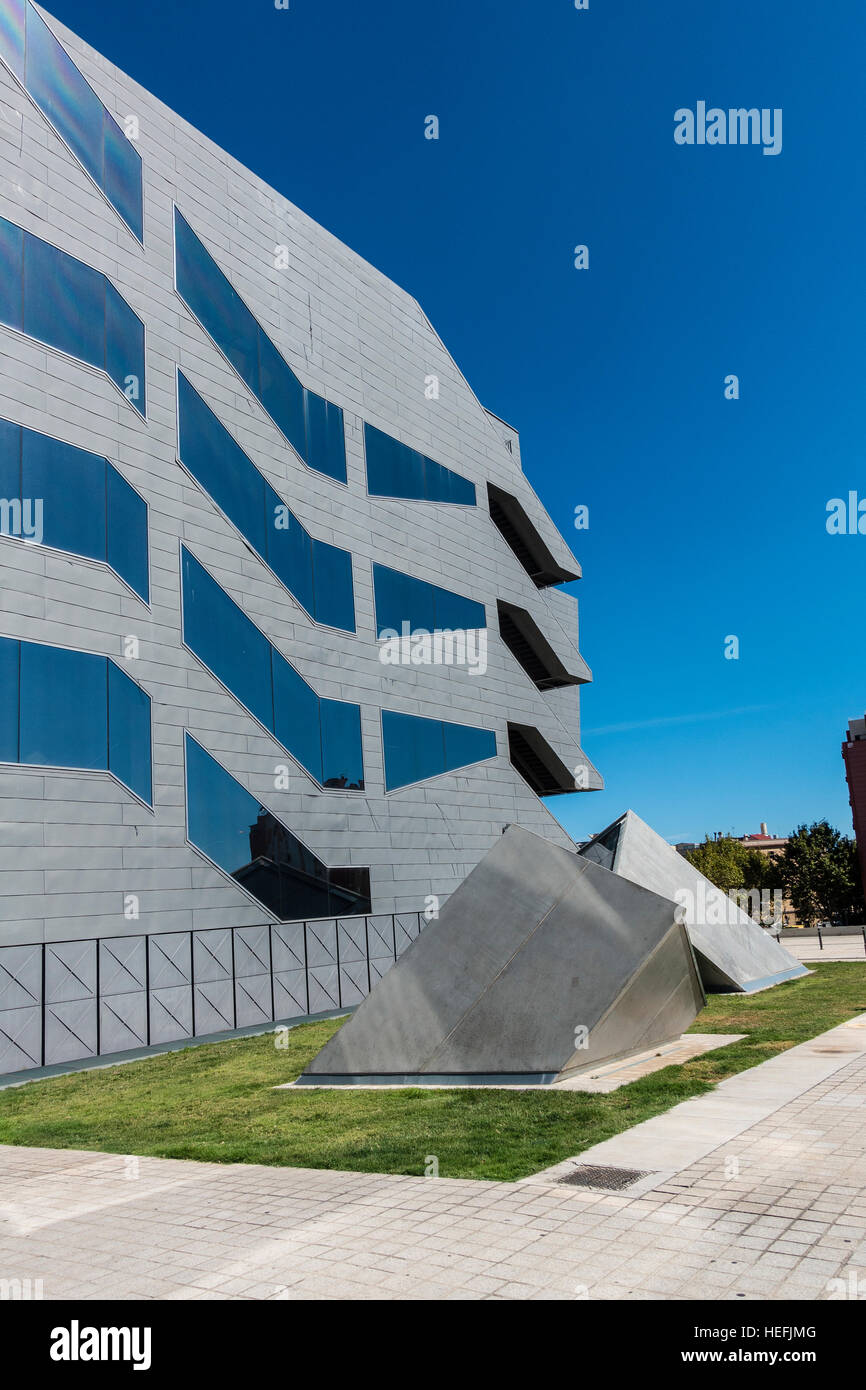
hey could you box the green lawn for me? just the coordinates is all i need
[0,962,863,1182]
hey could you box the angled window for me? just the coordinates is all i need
[0,635,152,804]
[382,710,496,791]
[174,208,346,483]
[487,483,578,586]
[0,215,145,415]
[373,562,485,637]
[364,422,476,505]
[185,733,371,920]
[177,372,354,630]
[181,547,363,790]
[579,819,624,871]
[0,416,148,600]
[507,722,576,797]
[497,601,589,690]
[0,0,143,240]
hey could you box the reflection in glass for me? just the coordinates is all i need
[0,216,146,416]
[23,232,104,367]
[174,210,347,483]
[181,547,364,790]
[19,641,107,772]
[373,563,485,637]
[26,0,104,184]
[23,427,105,562]
[181,550,273,731]
[365,422,476,505]
[185,734,371,920]
[382,710,496,791]
[0,0,143,239]
[320,700,364,790]
[0,635,19,762]
[0,217,22,330]
[0,637,151,801]
[177,372,355,630]
[108,660,152,807]
[106,465,149,601]
[0,416,149,600]
[105,280,146,413]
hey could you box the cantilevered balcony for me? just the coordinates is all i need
[497,600,591,691]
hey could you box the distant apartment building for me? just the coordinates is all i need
[738,825,795,925]
[738,823,789,859]
[843,714,866,898]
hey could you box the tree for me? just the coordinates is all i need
[772,821,863,928]
[685,835,770,894]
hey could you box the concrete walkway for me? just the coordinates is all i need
[785,933,866,962]
[2,1018,866,1300]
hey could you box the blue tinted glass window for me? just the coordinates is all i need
[185,734,371,920]
[0,216,22,330]
[23,231,104,367]
[106,465,148,601]
[443,720,497,774]
[373,564,483,636]
[265,485,314,617]
[210,278,258,390]
[0,0,25,80]
[178,372,266,559]
[425,456,476,505]
[105,280,145,416]
[382,710,445,791]
[311,540,355,632]
[182,547,362,791]
[181,550,273,730]
[173,209,257,390]
[0,636,19,762]
[186,734,261,883]
[1,636,150,798]
[431,583,485,631]
[321,700,364,790]
[19,643,106,771]
[304,391,346,485]
[383,711,496,790]
[174,209,215,333]
[373,564,434,636]
[178,374,353,631]
[272,649,322,784]
[365,422,474,504]
[0,3,141,239]
[25,3,104,185]
[103,109,143,243]
[0,417,21,502]
[108,660,152,804]
[4,219,145,414]
[174,209,345,483]
[258,330,305,457]
[364,424,405,498]
[23,428,105,562]
[4,419,148,597]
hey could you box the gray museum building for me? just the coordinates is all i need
[0,3,600,1076]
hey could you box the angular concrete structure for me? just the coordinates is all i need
[297,825,705,1085]
[580,811,807,993]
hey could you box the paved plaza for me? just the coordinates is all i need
[2,1016,866,1300]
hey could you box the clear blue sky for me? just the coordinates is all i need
[46,0,866,846]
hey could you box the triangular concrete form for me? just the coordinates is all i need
[580,810,807,994]
[297,824,705,1086]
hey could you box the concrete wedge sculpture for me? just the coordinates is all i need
[580,810,807,993]
[297,824,705,1086]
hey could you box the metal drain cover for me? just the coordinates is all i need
[559,1164,649,1191]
